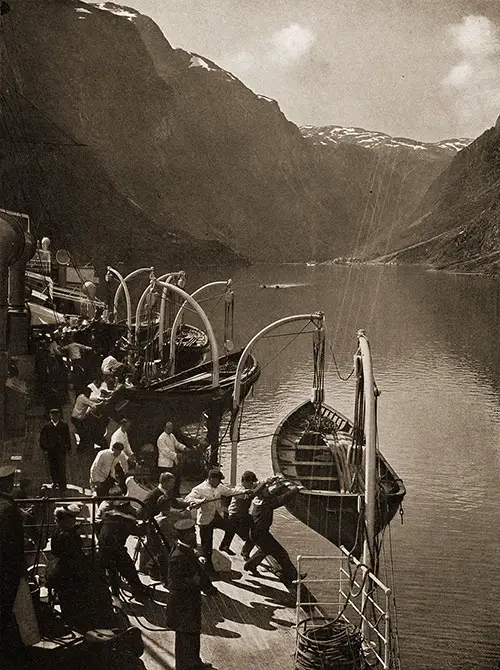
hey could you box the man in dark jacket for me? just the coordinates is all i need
[218,470,258,558]
[140,472,190,581]
[166,518,214,670]
[39,408,71,490]
[97,499,148,601]
[0,465,25,659]
[142,472,189,520]
[244,477,301,586]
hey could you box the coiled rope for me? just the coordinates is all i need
[295,617,364,670]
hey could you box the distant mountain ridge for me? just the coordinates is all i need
[300,125,472,155]
[298,125,473,260]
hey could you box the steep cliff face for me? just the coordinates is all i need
[0,0,354,266]
[376,122,500,272]
[300,126,471,259]
[0,0,239,268]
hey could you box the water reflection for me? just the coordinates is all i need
[182,263,500,669]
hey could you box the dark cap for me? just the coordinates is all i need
[54,505,80,519]
[173,518,195,532]
[0,465,15,478]
[241,470,258,483]
[207,468,224,480]
[49,408,60,413]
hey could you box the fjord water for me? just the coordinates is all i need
[188,262,500,670]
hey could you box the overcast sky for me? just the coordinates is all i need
[123,0,500,142]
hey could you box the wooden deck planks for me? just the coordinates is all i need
[133,530,299,670]
[2,396,343,670]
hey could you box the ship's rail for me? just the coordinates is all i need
[295,547,398,669]
[18,494,171,583]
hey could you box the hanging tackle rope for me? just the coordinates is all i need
[223,282,234,353]
[311,323,325,408]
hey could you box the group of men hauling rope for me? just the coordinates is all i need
[0,312,310,669]
[0,450,306,670]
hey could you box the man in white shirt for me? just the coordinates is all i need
[157,421,190,495]
[71,387,101,450]
[90,443,129,496]
[185,468,237,573]
[110,418,134,459]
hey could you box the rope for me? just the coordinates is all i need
[328,341,355,382]
[220,430,276,445]
[295,617,364,670]
[261,329,317,339]
[260,321,313,371]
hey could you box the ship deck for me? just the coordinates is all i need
[2,399,341,670]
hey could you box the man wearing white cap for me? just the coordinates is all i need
[165,518,214,670]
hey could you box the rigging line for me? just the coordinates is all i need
[259,320,313,372]
[261,329,317,339]
[354,146,401,331]
[0,29,30,212]
[189,291,229,304]
[1,26,92,240]
[367,153,415,327]
[0,87,54,234]
[219,430,276,445]
[0,38,54,225]
[352,146,393,282]
[10,81,83,148]
[203,293,224,321]
[332,150,384,355]
[0,138,84,146]
[327,341,354,381]
[386,523,402,668]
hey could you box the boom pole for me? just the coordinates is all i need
[357,329,377,644]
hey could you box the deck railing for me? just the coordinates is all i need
[18,493,170,582]
[296,547,397,670]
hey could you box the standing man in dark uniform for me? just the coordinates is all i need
[39,408,72,491]
[166,519,214,670]
[0,465,25,660]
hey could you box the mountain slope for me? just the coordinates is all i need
[300,125,472,259]
[373,118,500,272]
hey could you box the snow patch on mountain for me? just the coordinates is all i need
[189,55,214,71]
[258,95,277,104]
[91,2,137,20]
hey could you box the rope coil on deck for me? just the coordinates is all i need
[295,617,364,670]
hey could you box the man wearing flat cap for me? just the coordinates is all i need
[39,408,71,491]
[166,518,214,670]
[185,468,237,573]
[0,465,25,658]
